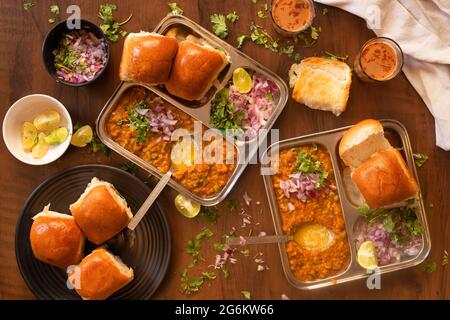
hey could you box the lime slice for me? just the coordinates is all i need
[45,127,69,145]
[357,240,378,270]
[71,125,93,147]
[233,67,253,94]
[32,133,49,159]
[33,110,61,131]
[174,194,201,218]
[22,122,38,150]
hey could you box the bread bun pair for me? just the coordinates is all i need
[339,119,419,208]
[29,178,134,299]
[119,32,229,101]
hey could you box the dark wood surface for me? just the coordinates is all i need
[0,0,449,300]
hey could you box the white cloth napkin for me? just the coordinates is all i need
[315,0,450,150]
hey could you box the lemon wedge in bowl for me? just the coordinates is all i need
[357,240,378,270]
[233,67,253,94]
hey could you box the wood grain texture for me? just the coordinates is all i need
[0,0,448,300]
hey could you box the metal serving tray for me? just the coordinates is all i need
[261,119,431,289]
[96,14,288,206]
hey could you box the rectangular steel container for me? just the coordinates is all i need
[261,119,431,289]
[96,14,288,206]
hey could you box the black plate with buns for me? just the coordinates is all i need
[15,165,171,300]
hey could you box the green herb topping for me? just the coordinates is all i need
[168,3,183,15]
[210,14,229,39]
[98,4,132,42]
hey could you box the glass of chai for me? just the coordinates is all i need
[270,0,316,37]
[354,37,404,82]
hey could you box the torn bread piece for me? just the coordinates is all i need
[289,57,352,116]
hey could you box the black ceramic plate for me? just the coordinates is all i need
[15,165,171,300]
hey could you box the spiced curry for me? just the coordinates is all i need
[107,87,236,197]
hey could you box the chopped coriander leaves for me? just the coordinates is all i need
[121,161,139,174]
[250,23,279,52]
[323,51,349,62]
[310,26,321,40]
[257,10,268,19]
[240,249,250,256]
[50,4,59,14]
[226,11,239,23]
[241,290,251,299]
[225,198,240,211]
[421,260,436,273]
[87,133,110,155]
[180,269,216,295]
[48,18,55,24]
[198,206,220,224]
[127,102,151,143]
[222,266,230,279]
[23,3,34,10]
[322,8,329,15]
[210,14,228,39]
[413,153,428,167]
[294,26,322,48]
[168,2,183,15]
[237,34,247,48]
[186,228,214,266]
[210,88,244,133]
[294,150,329,188]
[98,4,132,43]
[213,243,228,252]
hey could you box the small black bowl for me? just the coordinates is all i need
[42,19,110,87]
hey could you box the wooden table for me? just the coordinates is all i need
[1,0,449,300]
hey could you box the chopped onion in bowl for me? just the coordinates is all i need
[53,30,107,84]
[354,213,423,266]
[279,172,335,203]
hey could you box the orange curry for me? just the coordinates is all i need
[107,87,236,197]
[272,145,350,281]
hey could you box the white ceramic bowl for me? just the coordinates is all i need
[2,94,73,165]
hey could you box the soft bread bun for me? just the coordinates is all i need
[289,57,352,116]
[339,119,391,168]
[30,205,85,269]
[70,178,133,245]
[165,40,229,101]
[119,32,179,85]
[352,148,419,208]
[67,248,134,300]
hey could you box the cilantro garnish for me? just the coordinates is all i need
[23,3,34,10]
[98,4,132,42]
[210,14,229,39]
[226,11,239,23]
[413,153,428,168]
[323,51,349,62]
[197,206,220,224]
[121,161,139,175]
[210,88,244,133]
[168,3,183,15]
[294,150,329,188]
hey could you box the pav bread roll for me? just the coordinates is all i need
[339,119,391,168]
[289,57,352,116]
[119,32,179,85]
[67,248,133,300]
[165,40,229,101]
[30,205,84,269]
[70,178,133,245]
[352,148,419,208]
